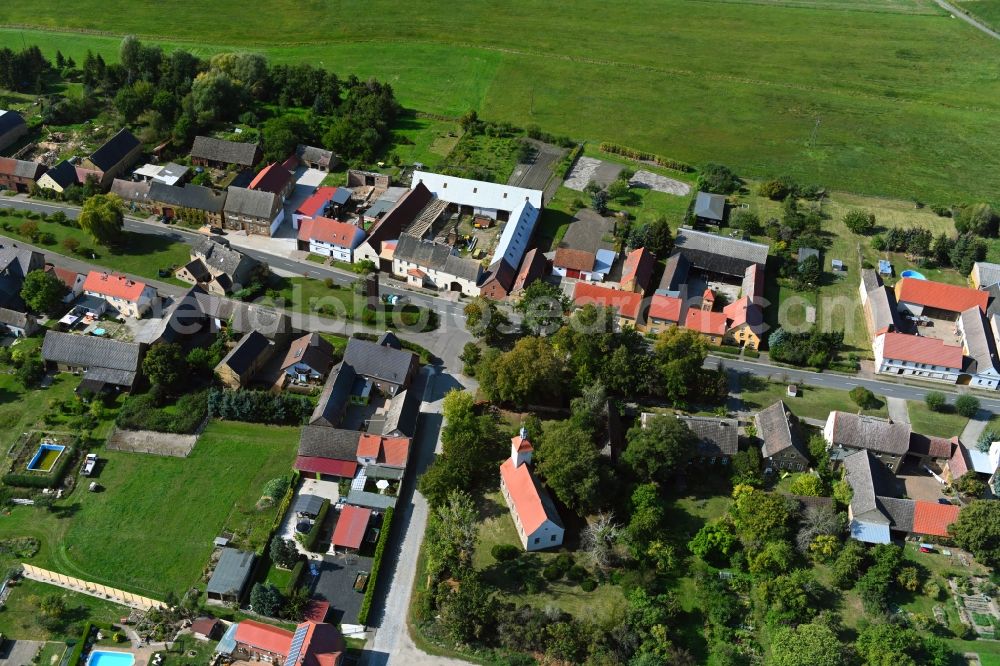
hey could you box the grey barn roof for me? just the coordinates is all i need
[960,306,998,375]
[827,411,911,456]
[560,209,615,254]
[149,182,227,213]
[191,136,260,166]
[310,363,357,427]
[974,262,1000,289]
[193,238,258,279]
[0,246,44,278]
[224,187,279,219]
[88,128,140,172]
[672,228,769,277]
[206,548,255,597]
[381,388,421,438]
[219,330,271,376]
[694,191,725,221]
[188,285,291,338]
[41,331,142,385]
[296,144,337,169]
[677,415,739,457]
[0,307,32,328]
[860,268,882,294]
[868,286,900,335]
[293,493,326,516]
[343,337,417,387]
[843,449,905,527]
[755,400,808,460]
[298,425,361,460]
[393,234,482,282]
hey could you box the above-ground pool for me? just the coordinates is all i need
[900,269,927,280]
[26,443,66,472]
[87,652,135,666]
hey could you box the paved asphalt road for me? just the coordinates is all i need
[935,0,1000,41]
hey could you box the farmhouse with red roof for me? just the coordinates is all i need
[873,332,964,384]
[82,271,158,318]
[895,277,988,317]
[298,217,366,263]
[572,281,642,329]
[499,429,564,551]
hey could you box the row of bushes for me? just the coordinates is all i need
[207,389,312,425]
[561,143,584,179]
[357,506,394,625]
[256,471,300,556]
[3,446,76,489]
[300,499,331,552]
[284,559,306,597]
[65,622,93,666]
[116,390,208,434]
[743,348,760,359]
[598,142,695,173]
[707,344,743,356]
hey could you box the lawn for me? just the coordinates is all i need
[436,132,521,184]
[906,402,971,439]
[0,213,190,286]
[0,579,125,641]
[3,0,1000,203]
[955,0,1000,30]
[0,420,299,599]
[739,377,888,421]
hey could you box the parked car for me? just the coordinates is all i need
[81,453,98,476]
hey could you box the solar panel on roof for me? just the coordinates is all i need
[285,623,309,666]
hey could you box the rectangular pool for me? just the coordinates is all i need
[87,651,136,666]
[26,443,66,472]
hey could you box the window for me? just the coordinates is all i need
[551,534,557,542]
[533,537,540,544]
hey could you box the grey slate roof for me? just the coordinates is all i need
[42,160,78,188]
[296,145,337,169]
[88,128,140,172]
[343,337,417,387]
[206,548,255,597]
[843,449,907,528]
[192,237,259,280]
[694,191,725,221]
[149,182,227,213]
[867,286,899,335]
[860,268,882,294]
[110,178,151,203]
[878,497,915,533]
[656,253,690,295]
[960,306,998,375]
[219,330,271,376]
[41,331,141,386]
[310,363,356,427]
[381,388,421,438]
[393,234,483,283]
[0,246,44,278]
[224,186,279,219]
[677,415,739,457]
[298,425,362,460]
[293,493,326,516]
[560,209,615,253]
[0,110,26,134]
[188,285,291,338]
[755,400,808,460]
[974,262,1000,289]
[827,411,911,456]
[672,228,769,277]
[0,307,33,328]
[191,136,260,167]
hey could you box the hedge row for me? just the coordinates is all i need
[743,348,761,359]
[707,344,742,356]
[284,559,305,597]
[256,471,300,556]
[599,142,695,173]
[302,499,331,552]
[357,506,394,625]
[3,446,76,489]
[562,143,584,179]
[207,389,312,425]
[65,622,93,666]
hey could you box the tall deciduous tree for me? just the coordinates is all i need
[77,194,124,246]
[514,280,567,336]
[949,500,1000,567]
[20,269,68,313]
[141,342,187,391]
[729,484,793,550]
[536,419,602,514]
[476,336,564,407]
[623,415,696,485]
[652,327,707,406]
[769,622,844,666]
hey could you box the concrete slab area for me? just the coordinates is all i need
[887,397,910,424]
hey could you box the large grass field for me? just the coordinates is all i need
[0,579,126,641]
[955,0,1000,29]
[0,420,299,598]
[2,0,1000,203]
[740,376,889,421]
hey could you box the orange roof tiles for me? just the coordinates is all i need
[331,505,371,550]
[685,308,727,335]
[296,186,337,218]
[621,247,654,291]
[83,271,147,301]
[235,619,293,655]
[49,266,80,290]
[512,433,533,453]
[572,282,642,320]
[249,162,292,195]
[912,501,960,537]
[500,457,555,535]
[648,294,682,322]
[356,434,410,467]
[895,277,988,314]
[298,217,364,248]
[356,433,382,460]
[554,248,595,272]
[880,332,964,369]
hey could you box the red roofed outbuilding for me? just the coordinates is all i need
[331,505,371,552]
[499,429,564,551]
[620,247,655,294]
[874,332,964,383]
[82,271,158,318]
[249,162,295,200]
[912,501,960,538]
[685,308,727,344]
[895,277,988,317]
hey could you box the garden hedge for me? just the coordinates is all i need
[357,506,394,625]
[65,622,93,666]
[599,142,694,173]
[302,499,331,552]
[285,559,305,597]
[3,446,75,489]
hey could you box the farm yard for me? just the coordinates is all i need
[1,0,1000,204]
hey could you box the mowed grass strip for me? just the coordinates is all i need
[55,420,299,597]
[955,0,1000,29]
[1,0,999,202]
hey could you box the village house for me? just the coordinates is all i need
[823,411,912,473]
[957,306,1000,390]
[895,276,988,320]
[693,191,726,226]
[296,144,338,172]
[293,186,352,229]
[224,186,284,236]
[179,285,292,343]
[248,162,295,200]
[859,269,900,339]
[684,306,728,345]
[0,308,39,337]
[0,247,45,310]
[109,178,152,212]
[78,128,143,188]
[391,233,483,295]
[342,334,418,396]
[190,136,262,170]
[945,440,1000,495]
[35,160,78,193]
[873,331,964,384]
[572,281,643,330]
[176,237,262,295]
[148,182,227,227]
[499,429,565,551]
[679,415,739,464]
[671,227,769,279]
[206,548,255,605]
[552,209,617,282]
[507,248,549,300]
[356,433,411,469]
[0,157,46,194]
[297,217,366,262]
[220,619,345,666]
[354,183,434,269]
[41,330,144,392]
[280,332,336,385]
[215,330,273,389]
[755,400,810,472]
[0,110,27,152]
[46,265,85,303]
[645,294,683,333]
[619,247,655,294]
[296,426,362,480]
[82,271,158,318]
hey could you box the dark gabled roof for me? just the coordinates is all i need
[657,252,690,294]
[677,415,739,457]
[843,449,896,521]
[41,331,141,387]
[0,247,44,278]
[879,497,915,532]
[224,186,280,220]
[281,332,335,374]
[381,388,421,438]
[366,182,434,247]
[755,400,808,460]
[191,136,260,166]
[88,128,140,172]
[293,493,326,516]
[0,110,26,135]
[218,330,271,376]
[559,209,615,254]
[672,228,769,277]
[188,285,291,338]
[860,268,882,294]
[694,191,725,221]
[206,548,255,596]
[298,425,362,460]
[393,234,482,283]
[310,363,356,427]
[192,238,258,279]
[867,286,899,335]
[343,337,417,387]
[0,307,34,328]
[149,182,227,213]
[42,160,78,188]
[827,411,911,456]
[377,331,401,349]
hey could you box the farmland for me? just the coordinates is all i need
[955,0,1000,29]
[2,0,1000,203]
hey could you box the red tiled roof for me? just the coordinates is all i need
[249,162,292,195]
[191,617,219,637]
[83,271,147,301]
[621,247,654,291]
[356,434,410,467]
[357,433,381,460]
[48,265,80,290]
[703,288,715,301]
[303,599,330,623]
[295,456,358,478]
[880,332,964,369]
[297,187,337,218]
[554,248,595,272]
[685,308,727,335]
[648,294,682,322]
[235,620,293,656]
[948,441,971,479]
[331,505,371,550]
[513,248,547,292]
[298,217,364,248]
[406,268,425,278]
[723,296,764,331]
[895,277,988,314]
[572,282,642,320]
[295,621,345,666]
[912,501,960,537]
[500,457,555,535]
[512,433,533,453]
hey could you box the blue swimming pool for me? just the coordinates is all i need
[26,443,66,472]
[87,651,135,666]
[900,269,927,280]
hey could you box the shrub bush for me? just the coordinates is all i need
[566,565,588,582]
[580,578,598,592]
[116,390,207,433]
[850,386,879,410]
[743,348,760,359]
[542,565,562,581]
[357,506,394,625]
[491,543,521,562]
[207,388,312,425]
[925,391,947,412]
[955,394,980,418]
